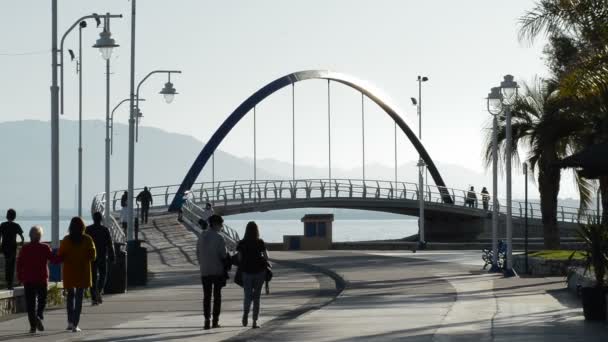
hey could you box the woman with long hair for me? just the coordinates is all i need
[237,221,268,329]
[59,217,96,333]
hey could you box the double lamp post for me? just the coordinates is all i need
[486,75,519,277]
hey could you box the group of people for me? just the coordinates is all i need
[196,209,271,330]
[0,209,115,334]
[466,186,491,210]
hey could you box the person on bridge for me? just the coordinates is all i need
[481,187,490,210]
[237,221,269,329]
[85,212,115,306]
[120,191,128,232]
[197,214,228,330]
[0,209,24,290]
[59,217,96,333]
[17,225,60,334]
[466,186,478,208]
[136,187,153,224]
[199,202,214,230]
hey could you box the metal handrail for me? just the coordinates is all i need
[181,199,240,252]
[93,178,601,224]
[91,194,126,244]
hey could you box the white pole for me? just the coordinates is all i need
[418,78,425,245]
[78,24,83,217]
[491,115,499,269]
[505,104,513,274]
[104,58,111,225]
[51,0,60,248]
[127,0,136,242]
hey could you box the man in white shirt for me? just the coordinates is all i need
[197,214,227,330]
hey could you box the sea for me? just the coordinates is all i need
[18,218,419,243]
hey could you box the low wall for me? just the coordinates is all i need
[513,254,584,277]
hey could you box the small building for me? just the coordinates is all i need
[284,214,334,250]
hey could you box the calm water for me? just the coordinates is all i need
[16,218,419,243]
[224,219,419,242]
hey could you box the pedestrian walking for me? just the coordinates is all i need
[196,214,228,330]
[136,187,153,224]
[85,212,115,305]
[199,203,214,230]
[0,209,24,290]
[17,226,60,334]
[120,191,128,232]
[237,221,269,329]
[59,217,96,333]
[481,187,490,210]
[466,186,477,208]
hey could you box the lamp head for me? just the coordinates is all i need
[160,81,178,104]
[92,29,119,60]
[486,87,503,116]
[417,76,429,82]
[500,74,518,104]
[79,21,87,29]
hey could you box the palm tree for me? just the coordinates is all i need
[483,77,592,249]
[519,0,608,224]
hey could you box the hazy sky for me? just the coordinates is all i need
[3,1,578,197]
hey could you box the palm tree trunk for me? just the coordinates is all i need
[600,176,608,225]
[538,151,561,249]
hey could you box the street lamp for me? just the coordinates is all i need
[486,86,502,273]
[52,6,121,250]
[523,161,529,274]
[92,21,119,60]
[160,77,178,104]
[416,75,428,249]
[500,74,519,277]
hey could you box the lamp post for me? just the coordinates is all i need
[486,86,502,273]
[523,161,529,274]
[52,5,121,248]
[500,74,519,277]
[126,71,181,242]
[92,14,120,226]
[415,76,428,249]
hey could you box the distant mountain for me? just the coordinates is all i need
[0,120,583,215]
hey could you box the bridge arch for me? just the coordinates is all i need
[169,70,451,211]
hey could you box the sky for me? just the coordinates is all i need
[2,0,585,199]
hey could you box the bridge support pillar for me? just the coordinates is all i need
[127,239,148,287]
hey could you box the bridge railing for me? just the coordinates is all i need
[93,178,600,225]
[181,198,240,252]
[91,194,126,244]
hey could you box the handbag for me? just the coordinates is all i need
[234,268,243,287]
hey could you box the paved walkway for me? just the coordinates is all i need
[0,215,335,341]
[0,215,606,341]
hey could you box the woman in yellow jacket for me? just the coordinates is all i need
[59,217,96,333]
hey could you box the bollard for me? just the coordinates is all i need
[127,240,148,287]
[104,242,127,294]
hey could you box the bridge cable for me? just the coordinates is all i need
[362,93,365,182]
[254,106,257,185]
[292,83,295,181]
[212,153,215,204]
[394,122,398,192]
[327,79,332,197]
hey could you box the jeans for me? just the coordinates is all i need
[3,250,16,288]
[24,284,47,328]
[91,258,108,301]
[66,288,85,326]
[201,275,223,322]
[243,271,266,321]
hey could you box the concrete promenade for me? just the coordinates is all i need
[0,214,605,341]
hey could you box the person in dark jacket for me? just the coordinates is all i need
[0,209,24,289]
[466,186,477,208]
[85,212,115,305]
[120,191,128,231]
[481,187,490,210]
[136,187,153,224]
[237,221,269,329]
[17,225,60,333]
